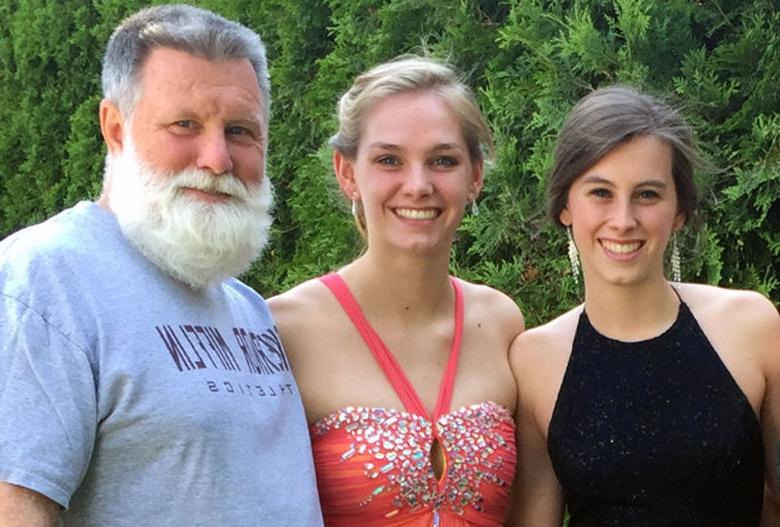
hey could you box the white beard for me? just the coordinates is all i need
[105,139,273,290]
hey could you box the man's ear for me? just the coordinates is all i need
[333,150,359,201]
[99,99,126,155]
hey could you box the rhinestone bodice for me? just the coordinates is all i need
[311,402,515,526]
[312,273,517,525]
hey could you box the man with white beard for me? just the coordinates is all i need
[0,5,323,526]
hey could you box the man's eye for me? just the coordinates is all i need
[226,126,250,136]
[170,120,198,134]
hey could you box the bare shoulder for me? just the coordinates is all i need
[680,283,779,368]
[456,279,525,333]
[679,283,779,334]
[679,282,775,309]
[266,277,337,362]
[267,278,330,326]
[510,306,582,435]
[510,305,582,375]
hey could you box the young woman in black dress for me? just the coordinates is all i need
[508,85,780,526]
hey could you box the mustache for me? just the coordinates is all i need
[106,140,274,289]
[160,169,257,203]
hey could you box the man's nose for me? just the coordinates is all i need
[196,131,233,175]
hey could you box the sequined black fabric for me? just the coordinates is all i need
[548,302,764,526]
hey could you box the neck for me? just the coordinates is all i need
[96,191,111,211]
[582,273,679,341]
[340,247,453,323]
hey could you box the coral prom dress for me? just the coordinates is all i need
[310,273,516,526]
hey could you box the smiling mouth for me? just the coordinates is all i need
[601,240,643,254]
[394,208,440,220]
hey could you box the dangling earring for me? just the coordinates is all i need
[566,226,580,286]
[471,199,479,216]
[670,233,681,282]
[351,199,357,217]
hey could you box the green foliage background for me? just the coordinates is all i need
[1,0,778,326]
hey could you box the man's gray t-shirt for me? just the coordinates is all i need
[0,201,323,526]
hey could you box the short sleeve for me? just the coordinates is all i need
[0,293,97,508]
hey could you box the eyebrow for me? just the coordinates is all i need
[581,175,669,188]
[228,118,264,131]
[431,142,464,151]
[164,109,264,129]
[366,142,464,151]
[367,142,401,151]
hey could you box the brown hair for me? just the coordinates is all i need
[548,85,700,227]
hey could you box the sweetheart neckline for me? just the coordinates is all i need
[310,400,514,431]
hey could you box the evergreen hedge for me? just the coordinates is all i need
[1,0,777,326]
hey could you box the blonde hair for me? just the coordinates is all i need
[330,55,493,235]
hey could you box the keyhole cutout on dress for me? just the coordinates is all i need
[430,437,447,482]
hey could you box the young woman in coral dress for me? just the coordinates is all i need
[269,56,525,526]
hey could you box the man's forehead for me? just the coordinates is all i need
[133,47,265,118]
[138,48,260,92]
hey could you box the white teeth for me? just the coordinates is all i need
[602,240,641,254]
[395,208,438,220]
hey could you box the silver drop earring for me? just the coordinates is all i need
[567,226,580,286]
[671,233,681,282]
[471,199,479,216]
[351,200,357,217]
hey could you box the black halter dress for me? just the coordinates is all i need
[547,296,764,526]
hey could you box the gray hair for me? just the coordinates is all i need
[101,4,270,122]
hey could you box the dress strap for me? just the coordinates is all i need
[670,284,683,303]
[433,277,463,418]
[319,273,464,420]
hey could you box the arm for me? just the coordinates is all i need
[506,333,565,526]
[267,281,330,422]
[0,482,60,527]
[758,300,780,525]
[267,291,302,366]
[690,287,780,525]
[0,296,96,518]
[761,484,780,527]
